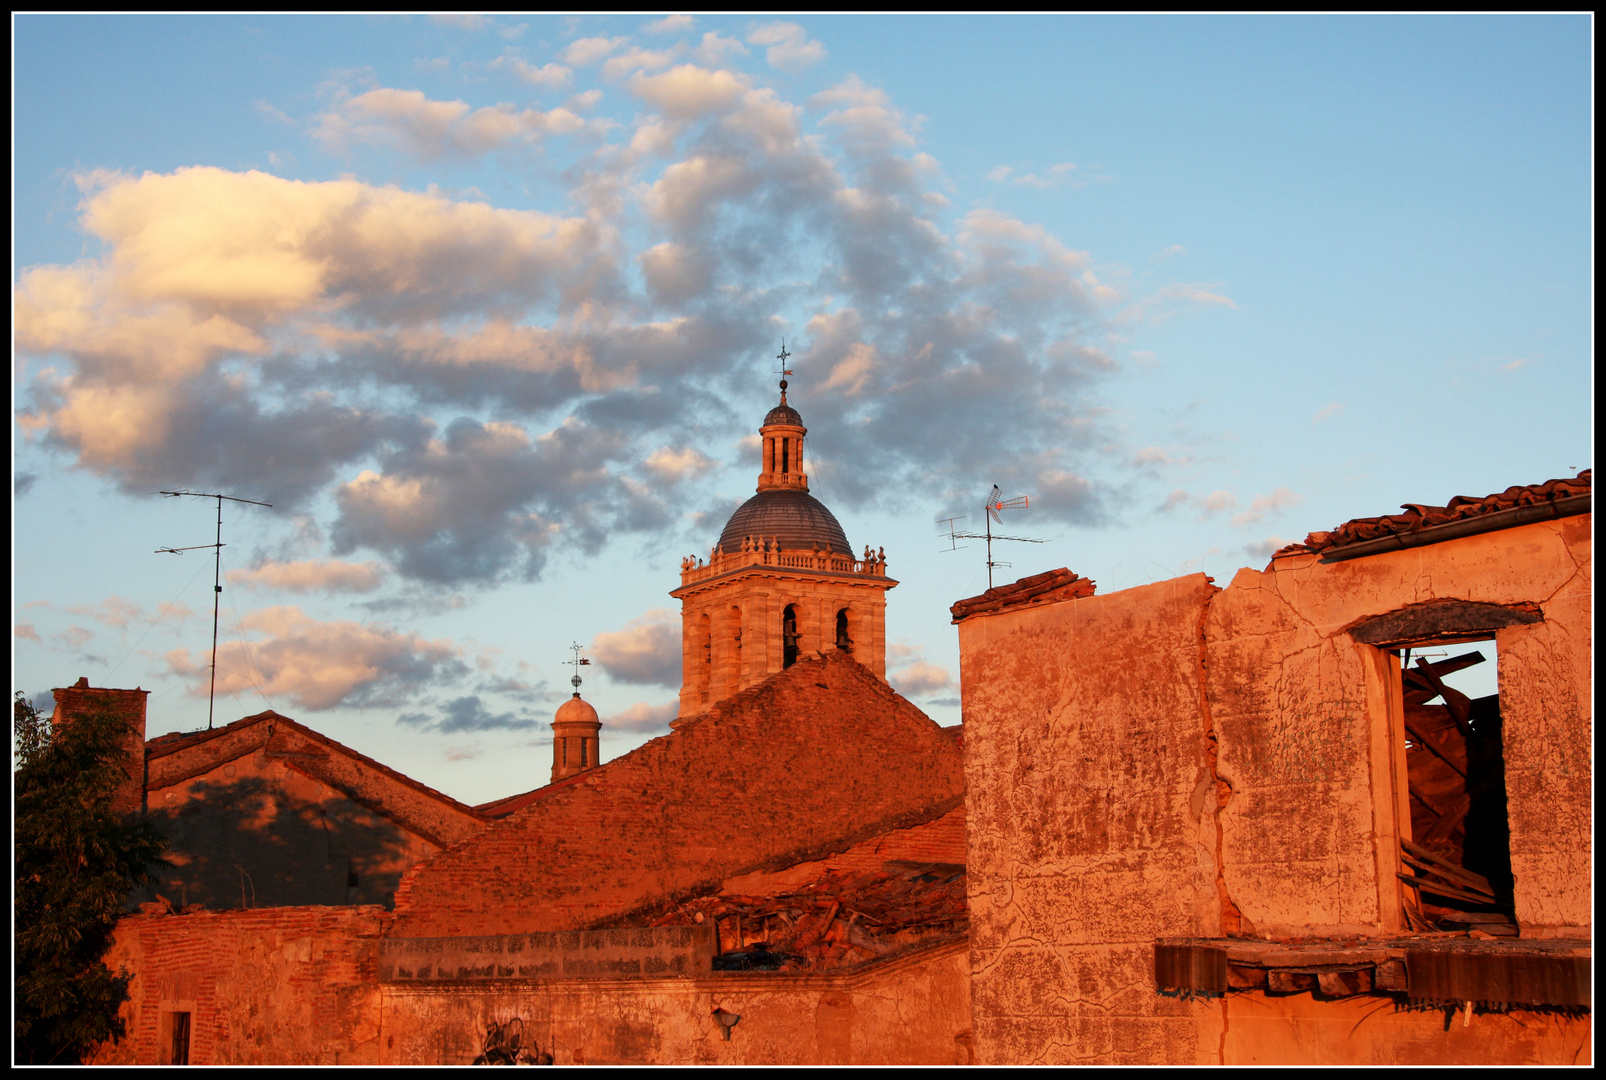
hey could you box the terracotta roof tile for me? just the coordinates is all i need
[1293,470,1591,556]
[950,567,1096,624]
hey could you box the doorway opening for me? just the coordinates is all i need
[1396,638,1514,934]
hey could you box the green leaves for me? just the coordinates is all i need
[13,693,167,1064]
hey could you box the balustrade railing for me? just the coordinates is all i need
[678,542,888,585]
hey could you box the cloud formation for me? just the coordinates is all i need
[16,39,1222,592]
[167,606,465,710]
[591,609,681,687]
[227,558,385,594]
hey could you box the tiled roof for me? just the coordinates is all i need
[950,567,1096,624]
[1288,470,1591,558]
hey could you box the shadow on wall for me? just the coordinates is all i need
[140,776,426,911]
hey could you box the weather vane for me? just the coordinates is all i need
[155,489,273,730]
[775,340,794,402]
[567,642,592,696]
[940,484,1043,589]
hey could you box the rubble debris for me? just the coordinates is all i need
[1285,470,1590,557]
[1395,651,1514,931]
[637,866,969,971]
[950,568,1096,623]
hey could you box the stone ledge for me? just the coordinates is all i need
[1155,937,1591,1007]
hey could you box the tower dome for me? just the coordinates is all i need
[551,653,601,784]
[715,376,851,555]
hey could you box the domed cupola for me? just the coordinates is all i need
[715,369,852,556]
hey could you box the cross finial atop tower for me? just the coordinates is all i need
[776,340,793,404]
[567,642,591,698]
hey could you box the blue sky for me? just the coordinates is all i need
[13,14,1590,802]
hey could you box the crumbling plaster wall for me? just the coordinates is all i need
[957,574,1225,1065]
[380,940,970,1065]
[1219,992,1590,1065]
[1207,518,1591,939]
[91,906,389,1065]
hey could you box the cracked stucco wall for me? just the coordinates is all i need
[955,516,1590,1064]
[957,574,1225,1066]
[1209,518,1592,939]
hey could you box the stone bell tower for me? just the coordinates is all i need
[670,365,896,718]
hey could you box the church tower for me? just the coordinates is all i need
[550,652,601,783]
[670,367,896,717]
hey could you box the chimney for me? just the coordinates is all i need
[49,677,149,817]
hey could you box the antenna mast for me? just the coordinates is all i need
[157,490,272,729]
[940,484,1043,589]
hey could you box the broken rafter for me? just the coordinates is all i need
[1401,839,1495,895]
[1411,660,1473,736]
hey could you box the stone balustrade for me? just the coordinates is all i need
[679,539,888,586]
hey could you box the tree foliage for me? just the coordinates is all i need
[14,691,166,1064]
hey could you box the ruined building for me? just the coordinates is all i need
[76,426,1589,1062]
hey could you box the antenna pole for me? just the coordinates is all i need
[985,510,995,589]
[156,489,272,730]
[209,495,223,730]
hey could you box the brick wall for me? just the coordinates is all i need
[50,678,148,817]
[91,905,390,1064]
[391,651,964,937]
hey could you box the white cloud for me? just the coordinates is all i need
[644,446,716,482]
[312,87,586,161]
[226,558,385,594]
[1231,487,1304,528]
[746,21,825,72]
[491,56,573,89]
[1245,536,1297,558]
[1313,401,1344,422]
[629,65,748,118]
[166,605,463,711]
[591,609,680,688]
[890,660,953,698]
[643,15,695,35]
[603,700,678,733]
[562,36,627,66]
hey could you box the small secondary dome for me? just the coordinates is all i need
[764,402,803,427]
[718,489,853,556]
[554,695,599,725]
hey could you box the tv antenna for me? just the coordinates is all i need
[156,490,272,729]
[567,642,592,696]
[940,484,1043,589]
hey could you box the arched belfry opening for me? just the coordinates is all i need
[782,605,800,668]
[670,351,898,717]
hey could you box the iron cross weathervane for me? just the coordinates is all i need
[567,642,592,696]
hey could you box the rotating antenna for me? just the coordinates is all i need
[156,489,273,729]
[940,484,1043,589]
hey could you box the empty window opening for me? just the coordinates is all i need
[835,609,853,654]
[561,739,568,767]
[580,739,589,768]
[1396,638,1513,934]
[782,605,799,668]
[781,439,790,474]
[162,1010,192,1065]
